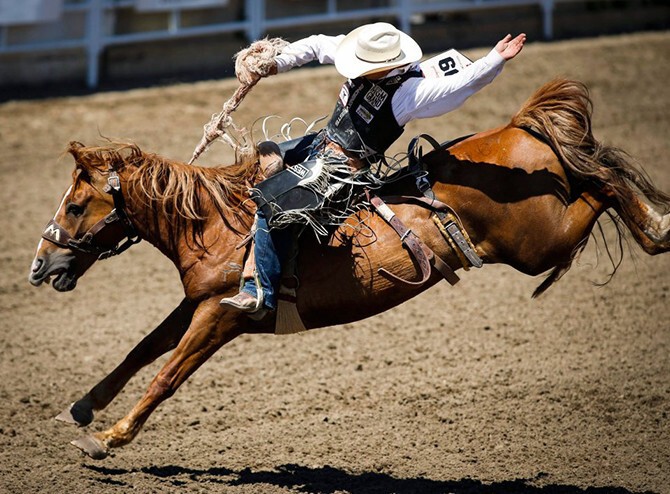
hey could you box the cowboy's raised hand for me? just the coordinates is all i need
[495,33,526,60]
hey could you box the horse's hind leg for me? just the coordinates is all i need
[562,184,670,256]
[624,199,670,255]
[615,194,670,254]
[70,298,241,459]
[56,298,197,427]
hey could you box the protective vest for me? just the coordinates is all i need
[325,69,423,161]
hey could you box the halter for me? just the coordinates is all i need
[41,170,141,260]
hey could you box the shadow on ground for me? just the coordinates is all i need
[85,463,657,494]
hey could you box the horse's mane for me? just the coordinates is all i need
[68,140,261,248]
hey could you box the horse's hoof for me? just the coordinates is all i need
[71,435,108,460]
[55,401,94,427]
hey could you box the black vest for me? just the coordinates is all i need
[325,69,423,161]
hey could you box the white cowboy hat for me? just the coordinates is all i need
[335,22,423,79]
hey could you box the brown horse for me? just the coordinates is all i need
[28,79,669,460]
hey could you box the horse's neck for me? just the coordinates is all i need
[120,164,253,275]
[119,169,184,263]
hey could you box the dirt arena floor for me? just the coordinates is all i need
[0,31,669,494]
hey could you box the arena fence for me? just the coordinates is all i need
[0,0,642,88]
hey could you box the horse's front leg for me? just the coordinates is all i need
[70,298,241,459]
[56,298,198,427]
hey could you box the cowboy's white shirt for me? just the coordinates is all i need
[274,33,506,127]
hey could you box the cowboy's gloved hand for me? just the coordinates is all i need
[234,38,285,86]
[235,58,278,86]
[495,33,526,60]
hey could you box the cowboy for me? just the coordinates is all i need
[220,23,526,313]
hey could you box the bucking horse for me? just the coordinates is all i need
[28,79,669,459]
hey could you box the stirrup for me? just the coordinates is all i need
[220,271,266,314]
[219,292,262,313]
[247,269,268,320]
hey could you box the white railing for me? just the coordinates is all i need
[0,0,592,88]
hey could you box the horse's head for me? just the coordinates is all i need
[29,142,140,291]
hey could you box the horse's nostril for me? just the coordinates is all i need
[31,257,44,274]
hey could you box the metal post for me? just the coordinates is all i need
[397,0,411,34]
[541,0,555,40]
[246,0,264,41]
[168,10,180,34]
[85,0,104,88]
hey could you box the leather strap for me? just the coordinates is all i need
[381,194,483,269]
[379,194,452,212]
[41,170,141,259]
[405,139,484,269]
[369,195,459,286]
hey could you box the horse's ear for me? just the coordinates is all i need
[67,142,94,181]
[68,141,85,160]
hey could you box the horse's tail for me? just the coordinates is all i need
[510,78,670,296]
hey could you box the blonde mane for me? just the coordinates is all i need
[68,141,261,243]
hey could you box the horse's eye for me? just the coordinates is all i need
[66,202,84,217]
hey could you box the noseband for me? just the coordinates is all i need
[41,170,141,260]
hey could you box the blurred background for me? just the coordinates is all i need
[0,0,668,98]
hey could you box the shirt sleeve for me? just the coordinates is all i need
[392,48,506,126]
[275,34,345,73]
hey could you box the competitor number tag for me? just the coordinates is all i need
[420,49,473,78]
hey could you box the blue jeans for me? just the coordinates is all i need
[243,133,322,309]
[240,208,290,311]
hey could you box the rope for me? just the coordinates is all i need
[189,37,288,164]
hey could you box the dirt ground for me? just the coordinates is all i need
[0,31,669,494]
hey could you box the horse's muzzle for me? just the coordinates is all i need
[29,253,79,291]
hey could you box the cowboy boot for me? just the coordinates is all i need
[219,291,261,312]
